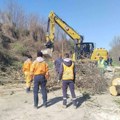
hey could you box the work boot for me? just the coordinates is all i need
[43,102,47,108]
[63,99,67,105]
[34,105,38,109]
[26,87,30,93]
[73,100,77,109]
[44,104,47,108]
[63,99,67,108]
[73,104,77,109]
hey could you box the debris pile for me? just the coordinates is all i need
[0,60,109,95]
[0,65,23,85]
[75,61,108,95]
[45,61,109,95]
[46,68,61,92]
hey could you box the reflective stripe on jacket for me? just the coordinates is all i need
[62,63,74,80]
[98,59,105,68]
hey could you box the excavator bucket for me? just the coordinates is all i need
[41,48,53,58]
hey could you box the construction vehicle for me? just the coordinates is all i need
[42,11,108,61]
[42,11,94,60]
[91,48,108,61]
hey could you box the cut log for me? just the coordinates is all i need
[109,85,120,96]
[112,78,120,86]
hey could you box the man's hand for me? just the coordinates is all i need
[30,79,33,83]
[57,80,61,83]
[73,79,75,84]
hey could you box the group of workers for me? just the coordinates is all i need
[22,51,49,108]
[22,51,77,109]
[22,50,113,109]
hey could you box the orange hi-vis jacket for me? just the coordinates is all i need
[62,63,74,80]
[22,59,32,74]
[30,58,49,79]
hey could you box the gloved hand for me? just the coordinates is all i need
[57,80,61,83]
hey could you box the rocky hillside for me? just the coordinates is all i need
[0,17,47,83]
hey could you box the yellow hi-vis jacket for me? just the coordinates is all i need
[30,60,49,79]
[62,63,74,80]
[98,59,105,68]
[22,59,32,74]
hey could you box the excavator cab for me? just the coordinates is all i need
[80,42,94,59]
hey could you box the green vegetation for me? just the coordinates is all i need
[47,60,54,69]
[112,61,120,66]
[114,99,120,107]
[11,42,28,55]
[12,61,23,70]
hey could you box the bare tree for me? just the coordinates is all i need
[5,0,26,29]
[28,14,45,41]
[109,36,120,65]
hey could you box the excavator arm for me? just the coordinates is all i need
[44,11,84,59]
[45,11,83,47]
[42,11,94,60]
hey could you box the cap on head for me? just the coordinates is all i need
[37,51,43,57]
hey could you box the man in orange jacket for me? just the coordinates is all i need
[22,55,33,93]
[30,51,49,109]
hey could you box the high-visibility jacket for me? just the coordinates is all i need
[30,60,49,79]
[72,53,75,62]
[62,63,74,80]
[22,59,32,74]
[98,59,105,68]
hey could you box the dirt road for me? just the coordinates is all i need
[0,83,120,120]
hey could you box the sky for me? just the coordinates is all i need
[0,0,120,50]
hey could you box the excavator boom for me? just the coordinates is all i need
[47,11,82,42]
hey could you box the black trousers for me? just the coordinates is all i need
[62,80,76,105]
[33,75,47,107]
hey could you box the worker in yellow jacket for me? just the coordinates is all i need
[97,56,107,75]
[59,53,77,109]
[30,51,49,109]
[22,55,33,93]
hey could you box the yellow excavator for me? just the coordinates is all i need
[42,11,108,61]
